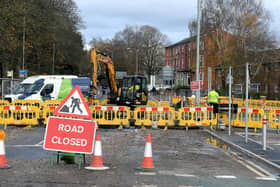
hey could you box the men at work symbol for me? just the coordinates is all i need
[70,97,83,114]
[60,97,83,114]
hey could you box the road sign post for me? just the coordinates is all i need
[191,80,203,90]
[262,115,267,151]
[44,86,96,155]
[44,117,96,154]
[19,70,27,78]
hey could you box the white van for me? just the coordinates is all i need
[4,75,90,102]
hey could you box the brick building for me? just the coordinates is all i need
[165,34,280,99]
[164,38,191,89]
[165,35,220,93]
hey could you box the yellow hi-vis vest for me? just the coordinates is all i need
[208,90,219,103]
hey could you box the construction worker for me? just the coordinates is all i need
[128,80,141,98]
[208,87,219,114]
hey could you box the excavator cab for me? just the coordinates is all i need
[118,75,148,107]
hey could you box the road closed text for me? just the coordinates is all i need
[44,117,96,153]
[51,124,87,147]
[51,136,87,146]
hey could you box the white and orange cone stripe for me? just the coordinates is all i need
[0,130,10,169]
[85,132,109,170]
[140,133,154,170]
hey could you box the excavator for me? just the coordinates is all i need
[90,48,148,108]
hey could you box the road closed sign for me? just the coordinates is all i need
[43,116,96,154]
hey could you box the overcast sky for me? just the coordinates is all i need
[74,0,280,45]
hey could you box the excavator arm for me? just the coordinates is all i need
[90,48,118,97]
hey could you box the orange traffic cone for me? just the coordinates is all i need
[85,132,109,170]
[137,133,155,171]
[0,130,11,169]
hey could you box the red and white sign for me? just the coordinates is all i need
[43,116,96,154]
[53,86,92,119]
[191,81,203,90]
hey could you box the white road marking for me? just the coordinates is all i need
[215,175,237,179]
[230,152,273,176]
[7,145,42,147]
[35,140,44,145]
[134,185,157,187]
[7,139,45,148]
[175,174,196,178]
[235,132,274,150]
[178,186,203,187]
[158,170,174,175]
[256,177,278,181]
[135,172,157,176]
[226,152,265,177]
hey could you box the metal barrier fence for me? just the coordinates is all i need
[0,99,280,130]
[91,106,131,126]
[232,108,264,128]
[12,100,43,109]
[0,100,9,106]
[0,105,39,126]
[178,107,216,127]
[147,100,158,107]
[269,109,280,129]
[133,106,176,127]
[172,96,181,105]
[0,78,22,100]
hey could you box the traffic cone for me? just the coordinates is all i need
[137,133,155,171]
[85,132,109,170]
[0,130,11,169]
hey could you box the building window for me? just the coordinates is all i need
[200,55,204,67]
[217,69,221,77]
[274,85,279,93]
[200,41,204,50]
[234,84,242,95]
[265,65,269,73]
[251,83,260,93]
[200,72,203,81]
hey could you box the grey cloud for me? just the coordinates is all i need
[75,0,280,43]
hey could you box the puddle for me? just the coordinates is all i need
[206,137,229,151]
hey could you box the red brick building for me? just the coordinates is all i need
[165,34,280,99]
[164,38,191,89]
[165,35,216,92]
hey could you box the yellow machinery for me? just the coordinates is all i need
[90,48,148,108]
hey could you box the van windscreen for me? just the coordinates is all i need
[14,84,32,94]
[26,79,45,94]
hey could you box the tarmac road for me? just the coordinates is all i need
[1,126,279,186]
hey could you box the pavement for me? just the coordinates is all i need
[205,128,280,174]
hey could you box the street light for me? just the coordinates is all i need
[127,48,139,74]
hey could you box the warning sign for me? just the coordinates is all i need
[43,116,96,154]
[53,86,92,119]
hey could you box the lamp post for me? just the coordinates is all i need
[195,0,201,105]
[127,48,139,74]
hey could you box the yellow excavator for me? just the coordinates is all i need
[90,48,148,107]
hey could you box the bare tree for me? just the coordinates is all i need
[138,25,167,78]
[188,0,275,90]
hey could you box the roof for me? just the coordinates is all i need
[165,35,198,48]
[165,38,190,48]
